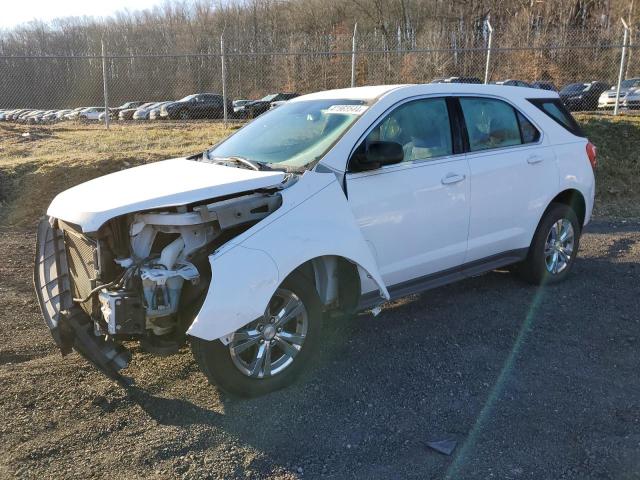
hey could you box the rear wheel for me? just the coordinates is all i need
[191,271,322,398]
[517,203,581,285]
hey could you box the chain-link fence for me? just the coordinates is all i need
[1,21,639,127]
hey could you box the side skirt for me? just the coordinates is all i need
[357,248,529,311]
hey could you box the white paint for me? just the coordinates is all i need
[47,158,285,232]
[187,171,389,341]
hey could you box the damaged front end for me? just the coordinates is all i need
[34,190,283,382]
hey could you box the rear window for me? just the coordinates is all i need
[528,98,585,137]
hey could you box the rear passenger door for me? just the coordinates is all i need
[458,96,559,263]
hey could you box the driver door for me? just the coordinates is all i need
[345,97,470,290]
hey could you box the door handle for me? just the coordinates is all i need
[441,173,466,185]
[527,154,544,164]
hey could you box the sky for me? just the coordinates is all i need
[0,0,164,29]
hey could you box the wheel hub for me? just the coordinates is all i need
[262,324,276,341]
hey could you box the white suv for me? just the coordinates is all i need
[35,84,596,397]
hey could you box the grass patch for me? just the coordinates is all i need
[0,115,638,227]
[575,113,640,218]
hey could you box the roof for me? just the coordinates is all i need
[292,83,558,103]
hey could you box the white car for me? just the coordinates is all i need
[77,107,105,121]
[35,84,595,397]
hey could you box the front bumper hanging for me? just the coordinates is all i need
[33,218,131,384]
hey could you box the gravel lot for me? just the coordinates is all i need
[1,220,639,479]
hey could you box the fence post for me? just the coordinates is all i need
[101,39,110,130]
[220,34,228,124]
[615,19,630,115]
[483,20,493,85]
[351,23,358,88]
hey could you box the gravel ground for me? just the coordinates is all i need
[1,220,639,479]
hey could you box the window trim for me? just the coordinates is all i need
[455,95,544,154]
[346,94,462,172]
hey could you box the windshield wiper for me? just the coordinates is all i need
[206,154,275,171]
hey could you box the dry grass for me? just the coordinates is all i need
[575,113,640,219]
[0,115,638,228]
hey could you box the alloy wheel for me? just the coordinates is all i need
[229,288,308,379]
[544,218,575,274]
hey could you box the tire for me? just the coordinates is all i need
[191,271,323,398]
[179,110,190,120]
[516,202,581,285]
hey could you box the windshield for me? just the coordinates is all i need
[207,99,368,170]
[179,94,197,102]
[560,83,590,94]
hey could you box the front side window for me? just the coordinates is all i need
[459,97,522,151]
[362,98,453,162]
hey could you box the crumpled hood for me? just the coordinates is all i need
[47,158,286,232]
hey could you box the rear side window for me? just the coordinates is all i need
[517,112,541,143]
[459,97,522,151]
[528,98,585,137]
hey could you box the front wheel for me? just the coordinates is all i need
[516,203,581,285]
[191,271,322,398]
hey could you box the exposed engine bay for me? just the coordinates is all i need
[50,187,284,361]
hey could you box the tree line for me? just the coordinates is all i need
[0,0,636,108]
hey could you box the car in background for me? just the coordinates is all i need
[55,109,73,120]
[160,93,230,120]
[598,78,640,109]
[131,102,162,120]
[64,108,86,120]
[494,79,531,87]
[235,93,299,118]
[78,107,105,121]
[99,101,146,121]
[149,102,173,120]
[232,99,251,113]
[623,88,640,109]
[559,82,610,111]
[431,76,483,84]
[531,81,557,91]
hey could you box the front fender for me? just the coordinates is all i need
[186,172,388,342]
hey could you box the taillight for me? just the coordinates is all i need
[586,141,597,170]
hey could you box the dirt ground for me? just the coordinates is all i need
[1,219,639,479]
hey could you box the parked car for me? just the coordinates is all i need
[598,77,640,109]
[78,107,105,121]
[64,108,85,120]
[622,88,640,109]
[35,83,595,397]
[55,109,73,120]
[160,93,230,120]
[149,102,173,120]
[235,93,299,118]
[559,82,610,111]
[494,79,531,87]
[431,76,483,84]
[232,99,251,113]
[531,81,557,91]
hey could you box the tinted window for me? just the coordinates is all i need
[517,112,540,143]
[528,98,584,137]
[364,98,452,162]
[459,97,522,151]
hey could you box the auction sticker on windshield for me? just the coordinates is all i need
[325,105,369,114]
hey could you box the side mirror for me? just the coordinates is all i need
[351,140,404,171]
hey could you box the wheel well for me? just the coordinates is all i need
[286,256,361,313]
[550,189,586,227]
